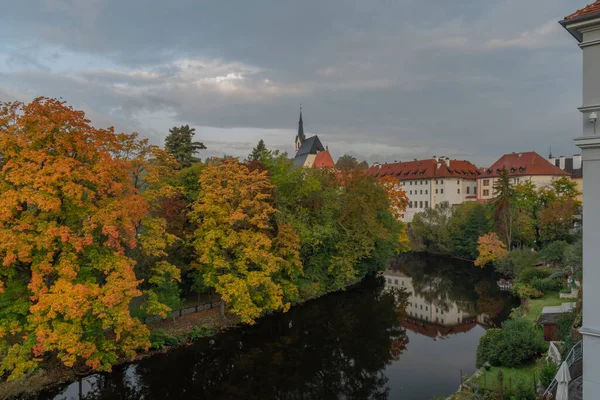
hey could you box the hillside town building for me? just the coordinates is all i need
[550,154,584,202]
[477,151,569,202]
[366,157,480,222]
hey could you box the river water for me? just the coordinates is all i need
[39,254,516,400]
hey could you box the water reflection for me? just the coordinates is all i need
[39,254,514,400]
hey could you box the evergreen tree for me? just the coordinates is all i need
[164,125,206,168]
[336,154,359,170]
[492,168,516,247]
[248,139,271,162]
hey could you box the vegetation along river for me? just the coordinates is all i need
[39,254,517,400]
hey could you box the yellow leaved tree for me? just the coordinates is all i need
[190,158,302,324]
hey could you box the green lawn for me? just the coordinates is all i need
[475,363,539,393]
[523,291,563,322]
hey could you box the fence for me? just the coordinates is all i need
[543,340,583,398]
[144,300,223,324]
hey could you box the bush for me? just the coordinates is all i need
[514,283,543,299]
[476,319,545,368]
[188,324,215,340]
[477,328,503,367]
[539,241,569,266]
[530,278,563,293]
[518,268,552,284]
[539,360,558,388]
[150,329,181,349]
[512,377,536,400]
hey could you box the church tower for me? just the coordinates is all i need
[295,107,306,152]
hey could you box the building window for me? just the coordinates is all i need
[483,189,490,196]
[483,179,490,186]
[457,180,460,184]
[435,189,438,194]
[425,306,428,311]
[425,190,428,194]
[409,201,412,208]
[457,188,460,194]
[410,181,412,185]
[394,279,398,285]
[409,190,412,195]
[419,201,423,208]
[420,305,423,310]
[467,187,470,194]
[435,180,438,184]
[420,190,423,195]
[425,201,429,208]
[441,189,444,194]
[441,180,444,184]
[388,278,391,283]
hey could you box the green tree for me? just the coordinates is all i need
[358,160,370,170]
[447,202,490,259]
[539,240,569,267]
[336,154,359,170]
[492,168,516,247]
[247,139,271,162]
[164,125,206,168]
[409,202,453,253]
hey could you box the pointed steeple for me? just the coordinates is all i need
[295,106,306,152]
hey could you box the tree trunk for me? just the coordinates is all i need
[220,301,225,319]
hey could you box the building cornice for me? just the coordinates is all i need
[575,135,600,149]
[578,104,600,112]
[580,326,600,338]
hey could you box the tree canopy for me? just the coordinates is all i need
[164,125,206,168]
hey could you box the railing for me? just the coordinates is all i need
[543,340,583,398]
[144,300,223,324]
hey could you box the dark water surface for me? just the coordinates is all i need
[40,254,516,400]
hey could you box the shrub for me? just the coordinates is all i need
[530,278,563,293]
[512,377,536,400]
[188,324,215,340]
[539,360,558,388]
[476,319,545,368]
[150,329,180,349]
[496,319,546,367]
[539,241,569,266]
[514,283,543,299]
[518,268,552,284]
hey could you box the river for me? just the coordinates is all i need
[39,254,516,400]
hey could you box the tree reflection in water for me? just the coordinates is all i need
[42,278,410,400]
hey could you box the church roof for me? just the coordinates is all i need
[295,135,325,157]
[313,150,335,168]
[293,153,310,167]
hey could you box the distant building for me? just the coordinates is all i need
[366,157,480,222]
[293,110,335,168]
[549,154,583,202]
[477,151,569,202]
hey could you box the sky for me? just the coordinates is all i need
[0,0,591,167]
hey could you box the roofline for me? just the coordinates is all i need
[559,12,600,42]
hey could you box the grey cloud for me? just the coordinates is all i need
[0,0,592,165]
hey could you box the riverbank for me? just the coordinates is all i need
[0,278,364,400]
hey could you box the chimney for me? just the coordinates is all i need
[573,154,582,170]
[559,156,566,170]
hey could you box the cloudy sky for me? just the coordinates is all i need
[0,0,591,167]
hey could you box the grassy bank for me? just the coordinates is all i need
[522,291,562,322]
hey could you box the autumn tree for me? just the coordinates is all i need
[475,233,509,268]
[190,158,302,324]
[164,125,206,168]
[539,199,578,243]
[0,98,149,379]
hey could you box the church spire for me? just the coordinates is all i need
[298,106,305,141]
[295,106,306,152]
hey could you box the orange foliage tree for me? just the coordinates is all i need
[474,232,509,268]
[190,158,302,324]
[378,176,409,220]
[0,98,150,380]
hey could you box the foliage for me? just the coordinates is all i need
[247,139,270,162]
[513,284,543,299]
[164,125,206,168]
[539,360,558,388]
[475,233,508,268]
[190,158,302,324]
[409,202,453,253]
[564,239,582,268]
[539,199,578,243]
[188,324,215,340]
[477,318,545,368]
[0,98,150,380]
[378,175,409,220]
[529,278,563,294]
[538,240,568,266]
[149,329,181,349]
[447,202,490,259]
[518,268,552,284]
[495,250,539,278]
[492,168,516,246]
[335,154,359,170]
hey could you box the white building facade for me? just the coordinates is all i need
[367,157,480,222]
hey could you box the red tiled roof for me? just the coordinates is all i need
[565,1,600,20]
[312,150,335,168]
[365,158,480,180]
[481,151,570,178]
